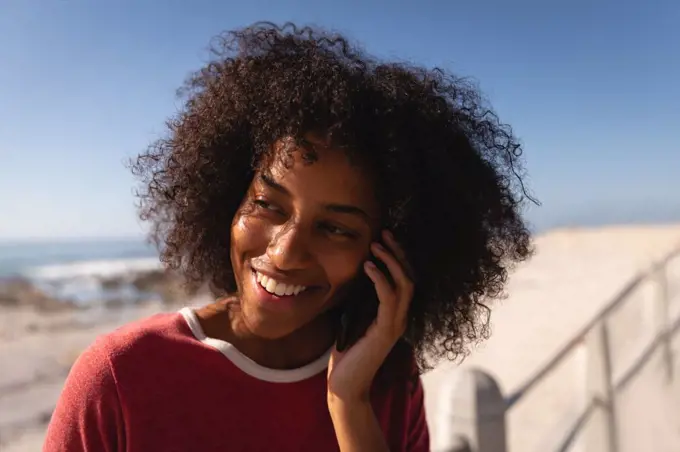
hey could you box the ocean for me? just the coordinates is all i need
[0,239,162,304]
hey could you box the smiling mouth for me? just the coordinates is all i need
[253,270,308,297]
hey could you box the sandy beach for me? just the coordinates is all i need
[2,224,680,451]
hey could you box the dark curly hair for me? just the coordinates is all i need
[131,22,536,370]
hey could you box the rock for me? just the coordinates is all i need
[130,270,188,305]
[0,277,76,312]
[0,278,32,306]
[100,276,126,290]
[104,298,126,309]
[130,270,168,291]
[32,296,77,313]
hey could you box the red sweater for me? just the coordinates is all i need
[44,308,429,451]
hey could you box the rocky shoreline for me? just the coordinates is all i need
[0,268,200,312]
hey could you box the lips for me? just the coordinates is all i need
[254,271,307,297]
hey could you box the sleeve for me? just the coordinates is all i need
[43,337,125,452]
[406,376,430,452]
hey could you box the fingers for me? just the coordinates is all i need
[364,261,397,310]
[371,243,409,289]
[370,241,413,300]
[365,231,415,327]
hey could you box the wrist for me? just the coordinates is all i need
[327,392,371,415]
[327,395,389,452]
[327,396,374,435]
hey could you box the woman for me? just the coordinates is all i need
[45,23,534,451]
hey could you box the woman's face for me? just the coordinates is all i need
[230,135,380,339]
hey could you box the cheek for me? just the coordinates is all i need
[231,214,271,260]
[321,248,368,287]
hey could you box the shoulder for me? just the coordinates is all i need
[372,341,430,451]
[41,313,189,450]
[57,310,196,405]
[371,340,423,408]
[104,310,189,351]
[87,310,195,371]
[65,310,191,384]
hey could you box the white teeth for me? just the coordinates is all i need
[273,283,285,296]
[265,278,277,293]
[255,271,307,297]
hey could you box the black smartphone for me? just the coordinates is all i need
[335,241,393,352]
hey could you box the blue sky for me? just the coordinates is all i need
[1,1,678,240]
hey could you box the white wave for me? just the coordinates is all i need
[24,257,162,282]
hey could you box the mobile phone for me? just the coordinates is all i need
[335,241,393,352]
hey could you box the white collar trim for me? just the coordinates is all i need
[179,307,331,383]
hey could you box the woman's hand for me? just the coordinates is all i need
[326,230,414,451]
[327,230,414,403]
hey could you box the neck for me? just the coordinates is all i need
[196,298,337,370]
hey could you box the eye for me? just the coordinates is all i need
[253,198,283,214]
[319,222,358,239]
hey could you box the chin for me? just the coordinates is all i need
[241,284,341,341]
[238,290,314,339]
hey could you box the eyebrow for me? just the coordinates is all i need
[259,173,372,221]
[260,173,288,194]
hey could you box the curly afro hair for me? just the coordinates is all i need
[131,22,536,369]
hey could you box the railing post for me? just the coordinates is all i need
[438,368,507,452]
[584,321,618,452]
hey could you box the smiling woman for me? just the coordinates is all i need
[44,22,535,452]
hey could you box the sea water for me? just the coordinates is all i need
[0,239,161,304]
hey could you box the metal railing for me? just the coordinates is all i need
[436,246,680,452]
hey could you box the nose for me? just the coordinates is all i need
[266,222,313,271]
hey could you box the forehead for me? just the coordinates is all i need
[263,136,377,210]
